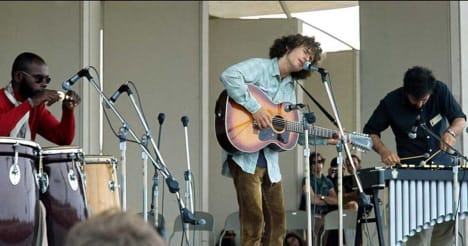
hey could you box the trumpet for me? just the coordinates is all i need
[57,91,70,101]
[46,91,70,106]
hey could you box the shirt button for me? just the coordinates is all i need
[429,149,432,152]
[426,136,430,139]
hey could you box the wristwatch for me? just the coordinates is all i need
[446,128,456,137]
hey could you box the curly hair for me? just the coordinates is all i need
[269,33,323,80]
[403,66,436,99]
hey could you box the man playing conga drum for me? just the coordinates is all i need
[0,52,81,246]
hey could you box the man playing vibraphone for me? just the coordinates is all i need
[363,66,466,246]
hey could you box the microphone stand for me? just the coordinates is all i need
[118,125,128,211]
[335,139,344,245]
[86,77,198,228]
[150,113,165,238]
[313,69,372,245]
[141,134,149,222]
[418,123,468,246]
[302,112,316,246]
[181,116,194,241]
[118,85,202,228]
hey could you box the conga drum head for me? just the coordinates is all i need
[40,146,88,246]
[84,155,121,215]
[0,137,41,245]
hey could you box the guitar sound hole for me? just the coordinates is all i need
[272,116,285,132]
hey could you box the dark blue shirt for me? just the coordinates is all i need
[363,81,465,166]
[300,175,334,214]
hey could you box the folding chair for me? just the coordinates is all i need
[320,209,358,246]
[285,210,308,242]
[285,210,308,231]
[217,211,240,245]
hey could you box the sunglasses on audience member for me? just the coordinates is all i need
[20,71,51,84]
[312,159,324,164]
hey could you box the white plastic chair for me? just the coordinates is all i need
[285,210,308,231]
[217,211,240,245]
[320,209,358,246]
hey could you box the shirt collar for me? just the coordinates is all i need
[271,57,293,84]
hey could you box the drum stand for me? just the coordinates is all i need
[418,123,468,246]
[87,77,198,227]
[301,111,316,246]
[314,69,372,245]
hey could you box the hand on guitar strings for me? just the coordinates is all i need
[252,108,272,129]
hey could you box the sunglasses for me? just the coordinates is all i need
[20,71,51,84]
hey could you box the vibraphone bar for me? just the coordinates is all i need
[357,166,468,246]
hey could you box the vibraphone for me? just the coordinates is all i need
[357,166,468,246]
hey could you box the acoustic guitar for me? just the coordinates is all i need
[215,84,372,153]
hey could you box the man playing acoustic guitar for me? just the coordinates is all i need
[218,34,336,246]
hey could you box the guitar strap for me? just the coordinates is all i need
[296,80,338,128]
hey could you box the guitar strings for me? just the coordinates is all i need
[270,117,334,136]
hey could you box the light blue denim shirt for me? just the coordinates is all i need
[219,57,297,183]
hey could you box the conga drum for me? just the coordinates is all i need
[83,155,120,215]
[39,146,88,246]
[0,137,41,246]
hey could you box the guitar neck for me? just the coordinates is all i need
[285,120,337,138]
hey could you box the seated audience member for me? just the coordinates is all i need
[64,209,166,246]
[299,152,337,246]
[324,155,362,246]
[342,154,363,210]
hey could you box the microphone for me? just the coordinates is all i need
[408,114,421,139]
[196,218,206,225]
[303,61,327,74]
[181,208,206,225]
[62,68,90,91]
[284,103,305,112]
[181,116,189,127]
[158,113,165,125]
[110,82,130,103]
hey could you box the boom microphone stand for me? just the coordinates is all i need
[141,134,149,222]
[302,111,316,246]
[86,78,200,228]
[305,63,372,245]
[181,115,195,241]
[114,83,205,230]
[150,113,165,237]
[118,125,128,211]
[181,116,194,213]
